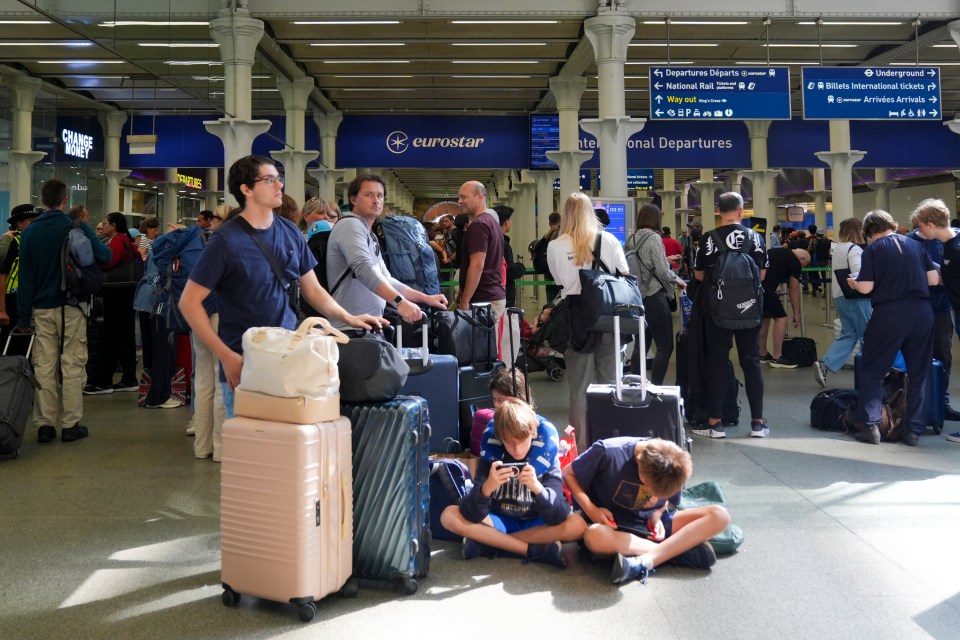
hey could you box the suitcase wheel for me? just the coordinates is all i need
[221,587,241,607]
[400,577,419,595]
[298,602,317,623]
[339,578,360,599]
[547,363,565,382]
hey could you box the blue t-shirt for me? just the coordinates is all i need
[907,230,951,313]
[190,215,316,380]
[569,437,681,533]
[858,234,934,306]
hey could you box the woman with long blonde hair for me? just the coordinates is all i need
[546,192,629,450]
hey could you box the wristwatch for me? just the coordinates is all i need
[392,294,404,307]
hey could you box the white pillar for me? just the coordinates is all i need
[868,168,897,216]
[271,76,319,205]
[98,111,130,213]
[528,170,558,236]
[807,167,830,230]
[692,169,722,233]
[163,168,179,225]
[204,167,220,210]
[580,14,645,199]
[205,8,271,207]
[740,120,780,239]
[659,168,680,233]
[545,76,592,199]
[815,121,865,227]
[9,76,45,206]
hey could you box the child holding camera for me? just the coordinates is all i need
[440,397,586,567]
[564,437,731,584]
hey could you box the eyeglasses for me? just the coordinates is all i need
[255,175,283,186]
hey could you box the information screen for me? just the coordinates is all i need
[530,114,560,170]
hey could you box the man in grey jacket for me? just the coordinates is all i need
[327,173,447,329]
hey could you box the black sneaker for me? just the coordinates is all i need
[37,426,56,444]
[759,353,774,363]
[462,537,497,560]
[61,423,89,443]
[525,541,566,568]
[944,405,960,422]
[83,385,113,395]
[750,419,769,438]
[611,553,651,585]
[112,381,139,392]
[666,542,717,570]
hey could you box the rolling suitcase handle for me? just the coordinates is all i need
[613,303,646,404]
[506,306,529,403]
[4,332,35,359]
[468,302,497,376]
[396,317,430,370]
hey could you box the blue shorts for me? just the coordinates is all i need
[489,514,546,535]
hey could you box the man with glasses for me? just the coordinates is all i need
[179,155,383,417]
[326,173,447,329]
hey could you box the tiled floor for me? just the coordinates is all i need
[2,292,959,639]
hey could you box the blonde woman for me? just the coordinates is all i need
[301,197,341,236]
[546,192,629,451]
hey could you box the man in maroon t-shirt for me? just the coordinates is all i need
[457,180,507,355]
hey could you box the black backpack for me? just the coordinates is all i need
[706,227,762,330]
[529,234,551,275]
[811,234,832,261]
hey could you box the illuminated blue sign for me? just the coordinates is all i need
[649,66,791,121]
[802,67,941,120]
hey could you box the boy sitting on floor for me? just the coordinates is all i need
[440,397,586,567]
[563,437,730,584]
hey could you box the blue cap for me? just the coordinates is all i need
[307,219,333,240]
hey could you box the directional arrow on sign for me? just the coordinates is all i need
[655,109,663,117]
[654,68,663,77]
[928,69,936,76]
[931,96,938,103]
[654,82,662,90]
[655,95,663,103]
[932,109,939,117]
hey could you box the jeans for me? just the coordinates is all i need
[822,297,872,373]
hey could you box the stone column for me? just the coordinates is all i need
[659,168,681,233]
[545,76,593,198]
[692,169,722,232]
[98,111,130,213]
[515,172,538,256]
[528,170,558,236]
[204,167,220,210]
[162,168,180,225]
[580,14,646,199]
[8,76,45,206]
[740,120,780,240]
[310,111,345,201]
[815,121,865,226]
[204,8,272,207]
[271,76,319,206]
[868,168,898,215]
[807,167,830,231]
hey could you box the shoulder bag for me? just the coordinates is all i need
[101,236,145,290]
[234,216,301,316]
[833,245,870,300]
[573,232,643,335]
[238,316,348,399]
[633,232,679,312]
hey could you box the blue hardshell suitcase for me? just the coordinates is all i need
[397,324,461,453]
[343,396,431,594]
[853,353,944,433]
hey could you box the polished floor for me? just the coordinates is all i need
[2,292,959,640]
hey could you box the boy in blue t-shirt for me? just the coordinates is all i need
[440,397,586,567]
[564,437,730,584]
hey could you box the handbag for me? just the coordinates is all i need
[678,480,744,555]
[337,328,410,402]
[101,239,145,290]
[237,316,348,399]
[574,233,644,334]
[834,245,870,300]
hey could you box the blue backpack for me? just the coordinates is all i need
[379,215,440,295]
[134,226,206,331]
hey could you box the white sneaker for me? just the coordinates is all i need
[814,361,828,388]
[750,421,770,438]
[147,397,182,409]
[185,425,196,436]
[691,425,726,439]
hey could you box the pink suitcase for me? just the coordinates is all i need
[220,415,356,622]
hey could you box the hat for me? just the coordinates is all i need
[307,219,333,240]
[129,229,142,239]
[8,204,39,226]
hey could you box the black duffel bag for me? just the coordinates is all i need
[429,304,497,366]
[337,330,409,402]
[810,389,859,431]
[782,337,817,367]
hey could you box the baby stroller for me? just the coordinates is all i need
[514,302,568,382]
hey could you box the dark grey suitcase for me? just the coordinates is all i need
[343,396,431,594]
[586,307,689,452]
[456,302,504,447]
[0,334,38,460]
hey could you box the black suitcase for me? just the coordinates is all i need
[676,332,740,426]
[343,396,431,594]
[456,302,504,447]
[586,307,689,451]
[0,334,38,460]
